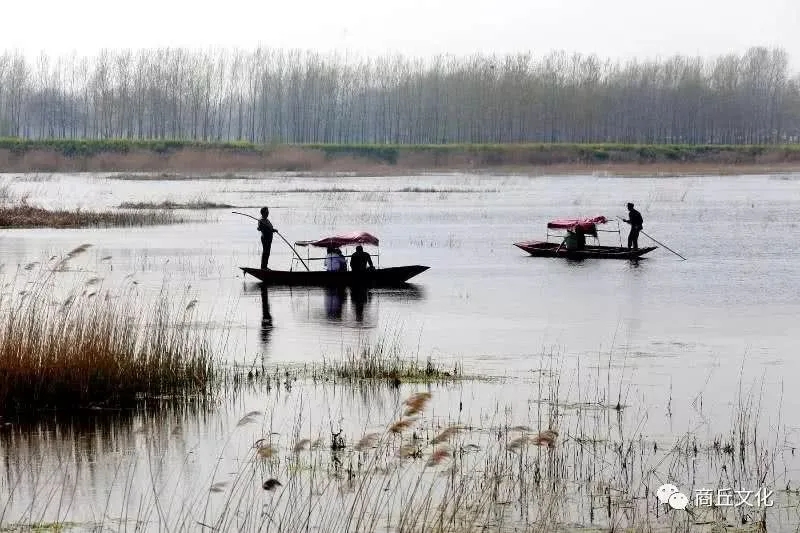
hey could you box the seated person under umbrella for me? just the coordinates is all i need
[325,247,347,272]
[564,226,587,251]
[349,245,375,272]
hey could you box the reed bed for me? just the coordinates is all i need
[197,383,778,532]
[0,204,180,228]
[319,333,460,384]
[118,200,233,209]
[0,280,214,413]
[1,369,784,533]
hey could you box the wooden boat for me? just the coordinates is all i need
[515,216,657,260]
[241,231,430,286]
[514,241,656,259]
[240,265,429,286]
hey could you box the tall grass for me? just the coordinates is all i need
[0,280,214,413]
[118,200,233,209]
[0,204,180,228]
[319,332,459,384]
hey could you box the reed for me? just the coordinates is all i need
[320,334,459,384]
[0,203,179,228]
[118,200,233,209]
[0,366,786,533]
[0,281,214,413]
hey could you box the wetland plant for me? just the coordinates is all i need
[0,279,214,413]
[319,333,459,384]
[0,203,180,228]
[0,372,786,532]
[118,199,234,209]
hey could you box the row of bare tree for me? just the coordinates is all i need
[1,47,799,144]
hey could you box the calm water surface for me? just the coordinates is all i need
[1,171,799,530]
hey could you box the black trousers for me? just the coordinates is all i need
[627,227,641,249]
[261,237,273,269]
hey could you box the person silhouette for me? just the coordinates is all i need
[257,207,278,269]
[622,202,644,250]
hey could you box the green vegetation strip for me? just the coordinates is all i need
[3,138,800,164]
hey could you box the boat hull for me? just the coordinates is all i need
[240,265,430,286]
[514,241,656,259]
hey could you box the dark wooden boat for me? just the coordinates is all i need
[240,265,430,286]
[515,216,657,260]
[240,231,429,286]
[514,241,656,259]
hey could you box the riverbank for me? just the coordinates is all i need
[1,139,800,175]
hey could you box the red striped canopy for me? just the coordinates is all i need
[296,232,380,248]
[547,216,608,232]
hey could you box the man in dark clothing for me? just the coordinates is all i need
[349,245,374,272]
[623,202,643,250]
[257,207,278,269]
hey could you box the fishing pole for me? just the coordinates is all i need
[232,211,311,271]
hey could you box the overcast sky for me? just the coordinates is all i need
[3,0,799,67]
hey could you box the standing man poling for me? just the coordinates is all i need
[258,207,278,269]
[622,202,643,250]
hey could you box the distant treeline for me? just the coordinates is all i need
[1,47,799,145]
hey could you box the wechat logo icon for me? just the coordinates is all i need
[657,484,689,510]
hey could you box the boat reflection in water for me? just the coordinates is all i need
[245,282,425,331]
[316,284,424,327]
[324,286,376,323]
[350,286,371,322]
[260,286,273,345]
[324,287,346,320]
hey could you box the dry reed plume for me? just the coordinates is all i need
[257,445,277,458]
[403,392,432,416]
[355,433,380,451]
[388,417,417,434]
[426,445,451,466]
[431,425,463,445]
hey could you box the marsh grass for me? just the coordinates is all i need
[185,378,782,532]
[0,280,214,413]
[118,200,233,209]
[0,363,788,533]
[0,203,180,228]
[0,521,79,531]
[319,334,460,384]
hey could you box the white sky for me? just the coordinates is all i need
[3,0,799,67]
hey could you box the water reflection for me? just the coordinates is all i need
[260,286,273,345]
[324,286,346,320]
[0,401,205,468]
[244,283,425,330]
[350,285,370,322]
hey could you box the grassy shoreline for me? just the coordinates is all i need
[1,139,800,174]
